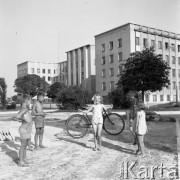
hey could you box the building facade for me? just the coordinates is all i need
[17,61,59,84]
[95,23,180,103]
[52,61,68,85]
[66,44,96,93]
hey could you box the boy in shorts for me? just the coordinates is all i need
[32,92,46,149]
[13,94,32,167]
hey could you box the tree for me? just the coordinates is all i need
[118,47,170,102]
[0,78,7,109]
[14,74,49,97]
[56,86,93,109]
[47,82,66,99]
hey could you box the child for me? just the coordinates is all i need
[13,94,32,167]
[83,95,107,151]
[32,92,46,149]
[91,92,103,104]
[134,102,147,157]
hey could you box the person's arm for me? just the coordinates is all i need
[83,106,93,114]
[12,109,27,122]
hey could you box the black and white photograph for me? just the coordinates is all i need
[0,0,179,179]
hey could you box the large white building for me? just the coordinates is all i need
[52,61,68,85]
[66,44,96,93]
[95,23,180,103]
[17,61,59,84]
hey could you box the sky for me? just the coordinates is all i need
[0,0,180,97]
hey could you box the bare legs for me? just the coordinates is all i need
[34,128,45,149]
[19,139,28,166]
[92,123,103,151]
[137,135,145,156]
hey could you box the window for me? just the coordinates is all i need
[43,76,45,80]
[56,76,58,81]
[102,82,106,90]
[165,55,169,64]
[54,70,55,74]
[118,52,122,61]
[43,69,45,73]
[135,37,140,46]
[165,42,169,50]
[37,68,40,73]
[158,41,162,49]
[160,95,164,101]
[101,44,105,52]
[167,95,170,101]
[118,39,122,48]
[110,81,114,90]
[109,68,114,76]
[151,40,155,47]
[81,72,84,80]
[48,77,51,81]
[143,38,148,48]
[109,55,114,63]
[173,81,176,89]
[179,70,180,78]
[171,44,175,51]
[153,95,157,102]
[118,66,123,74]
[145,94,149,102]
[172,69,176,77]
[48,69,51,74]
[178,45,180,52]
[109,41,113,50]
[31,68,34,73]
[101,57,105,65]
[178,57,180,65]
[101,69,106,78]
[172,56,176,64]
[179,82,180,90]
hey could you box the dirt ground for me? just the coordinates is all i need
[0,115,177,180]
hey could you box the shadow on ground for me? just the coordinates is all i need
[46,117,177,154]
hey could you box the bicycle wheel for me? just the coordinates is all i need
[103,113,125,135]
[66,114,88,138]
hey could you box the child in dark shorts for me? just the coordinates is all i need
[32,92,46,149]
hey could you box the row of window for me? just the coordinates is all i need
[165,55,180,65]
[101,53,122,65]
[31,68,58,74]
[42,76,51,81]
[102,81,114,91]
[101,66,123,77]
[136,37,180,52]
[101,39,122,52]
[150,95,176,102]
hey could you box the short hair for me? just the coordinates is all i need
[37,92,45,98]
[21,94,31,103]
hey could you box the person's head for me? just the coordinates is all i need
[37,92,45,102]
[96,92,100,96]
[94,95,102,104]
[138,102,145,110]
[21,94,31,108]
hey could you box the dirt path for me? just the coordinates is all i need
[0,117,177,180]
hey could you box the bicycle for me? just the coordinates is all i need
[66,108,125,139]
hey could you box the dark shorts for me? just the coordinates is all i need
[35,116,45,128]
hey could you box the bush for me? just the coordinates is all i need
[56,86,93,110]
[6,102,16,109]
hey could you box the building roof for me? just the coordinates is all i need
[95,22,180,37]
[17,61,59,66]
[65,44,95,53]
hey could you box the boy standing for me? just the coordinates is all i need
[13,94,32,167]
[32,92,46,149]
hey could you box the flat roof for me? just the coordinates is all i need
[95,22,180,37]
[17,61,59,66]
[66,44,95,53]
